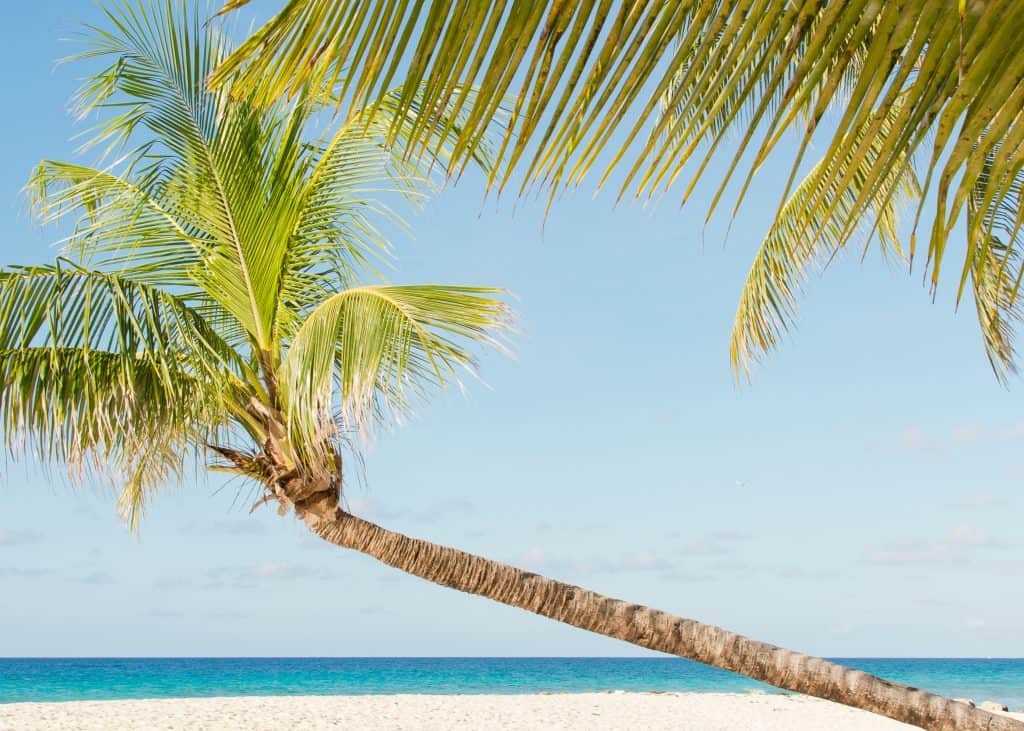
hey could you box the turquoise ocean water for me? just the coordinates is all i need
[1,658,1021,707]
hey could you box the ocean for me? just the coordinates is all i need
[1,658,1021,707]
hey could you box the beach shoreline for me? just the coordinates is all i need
[3,692,1022,730]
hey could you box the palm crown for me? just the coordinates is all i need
[0,1,510,528]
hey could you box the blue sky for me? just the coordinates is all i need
[0,2,1021,659]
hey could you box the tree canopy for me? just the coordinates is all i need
[1,0,510,527]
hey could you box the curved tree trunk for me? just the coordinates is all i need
[303,508,1022,731]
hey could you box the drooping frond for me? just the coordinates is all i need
[968,151,1024,384]
[116,435,187,531]
[281,285,511,453]
[731,97,920,376]
[0,263,247,459]
[0,262,250,527]
[1,345,197,463]
[657,19,868,187]
[362,84,505,177]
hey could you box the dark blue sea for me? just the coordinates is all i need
[1,658,1022,707]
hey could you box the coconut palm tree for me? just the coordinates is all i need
[2,4,1020,731]
[213,0,1024,384]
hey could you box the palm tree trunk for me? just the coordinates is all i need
[303,508,1022,731]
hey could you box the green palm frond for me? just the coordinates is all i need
[214,0,1024,379]
[0,263,248,386]
[0,346,201,464]
[0,263,247,456]
[66,3,503,354]
[968,151,1024,384]
[117,438,187,531]
[275,84,504,344]
[731,97,920,376]
[281,285,511,453]
[29,160,208,291]
[73,0,225,163]
[72,0,288,348]
[0,262,246,527]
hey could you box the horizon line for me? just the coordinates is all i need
[3,656,1021,661]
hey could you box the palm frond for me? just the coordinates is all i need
[72,0,226,163]
[29,159,208,291]
[274,84,504,344]
[0,346,197,464]
[0,262,249,455]
[281,284,511,453]
[0,259,259,527]
[731,97,920,376]
[73,0,294,349]
[117,437,187,531]
[968,150,1024,383]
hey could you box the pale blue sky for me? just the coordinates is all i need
[0,2,1021,659]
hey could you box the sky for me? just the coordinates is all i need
[0,2,1021,659]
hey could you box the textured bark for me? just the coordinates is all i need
[305,508,1023,731]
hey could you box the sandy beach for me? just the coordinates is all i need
[2,693,1021,730]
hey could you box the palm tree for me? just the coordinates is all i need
[2,4,1019,731]
[212,0,1024,383]
[204,6,1024,726]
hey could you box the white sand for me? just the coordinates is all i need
[4,692,1022,730]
